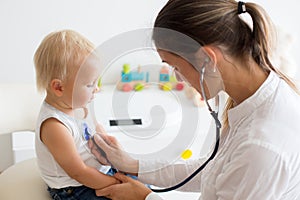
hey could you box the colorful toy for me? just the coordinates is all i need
[95,77,102,93]
[158,64,184,91]
[97,77,102,88]
[181,149,193,160]
[117,64,149,92]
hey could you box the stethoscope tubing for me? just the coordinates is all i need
[151,118,220,192]
[151,60,221,193]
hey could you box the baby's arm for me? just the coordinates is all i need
[40,118,119,189]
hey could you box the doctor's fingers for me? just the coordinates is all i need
[88,138,94,149]
[91,147,110,165]
[93,134,112,151]
[96,182,145,200]
[96,184,127,200]
[113,172,131,183]
[95,122,106,134]
[100,133,121,148]
[99,174,152,200]
[94,134,120,164]
[96,185,115,199]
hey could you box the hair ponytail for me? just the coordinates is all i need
[153,0,299,131]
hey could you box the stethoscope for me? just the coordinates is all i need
[151,59,222,192]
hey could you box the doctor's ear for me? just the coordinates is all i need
[50,79,64,97]
[201,46,219,71]
[195,46,217,63]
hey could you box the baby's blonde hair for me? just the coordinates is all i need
[34,29,95,92]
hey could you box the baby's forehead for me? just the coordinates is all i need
[81,55,101,71]
[76,56,101,77]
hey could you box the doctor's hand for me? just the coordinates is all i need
[96,172,152,200]
[89,133,139,174]
[95,122,106,134]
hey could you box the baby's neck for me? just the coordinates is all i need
[45,94,75,117]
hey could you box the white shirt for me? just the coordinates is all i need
[35,102,108,188]
[139,72,300,200]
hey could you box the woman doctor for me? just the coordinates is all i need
[90,0,300,199]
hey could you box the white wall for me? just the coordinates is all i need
[0,0,299,85]
[0,0,168,84]
[253,0,300,83]
[0,0,300,83]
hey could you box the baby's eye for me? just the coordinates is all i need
[87,82,96,88]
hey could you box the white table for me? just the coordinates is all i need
[91,84,210,199]
[91,84,215,167]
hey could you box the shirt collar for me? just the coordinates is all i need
[227,71,280,128]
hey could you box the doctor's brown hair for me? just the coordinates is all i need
[152,0,299,129]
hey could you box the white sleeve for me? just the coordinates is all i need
[138,158,207,192]
[145,192,164,200]
[215,141,289,199]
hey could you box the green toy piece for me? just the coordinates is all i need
[97,77,102,88]
[123,64,130,74]
[134,83,144,91]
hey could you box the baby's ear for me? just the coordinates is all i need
[50,79,64,97]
